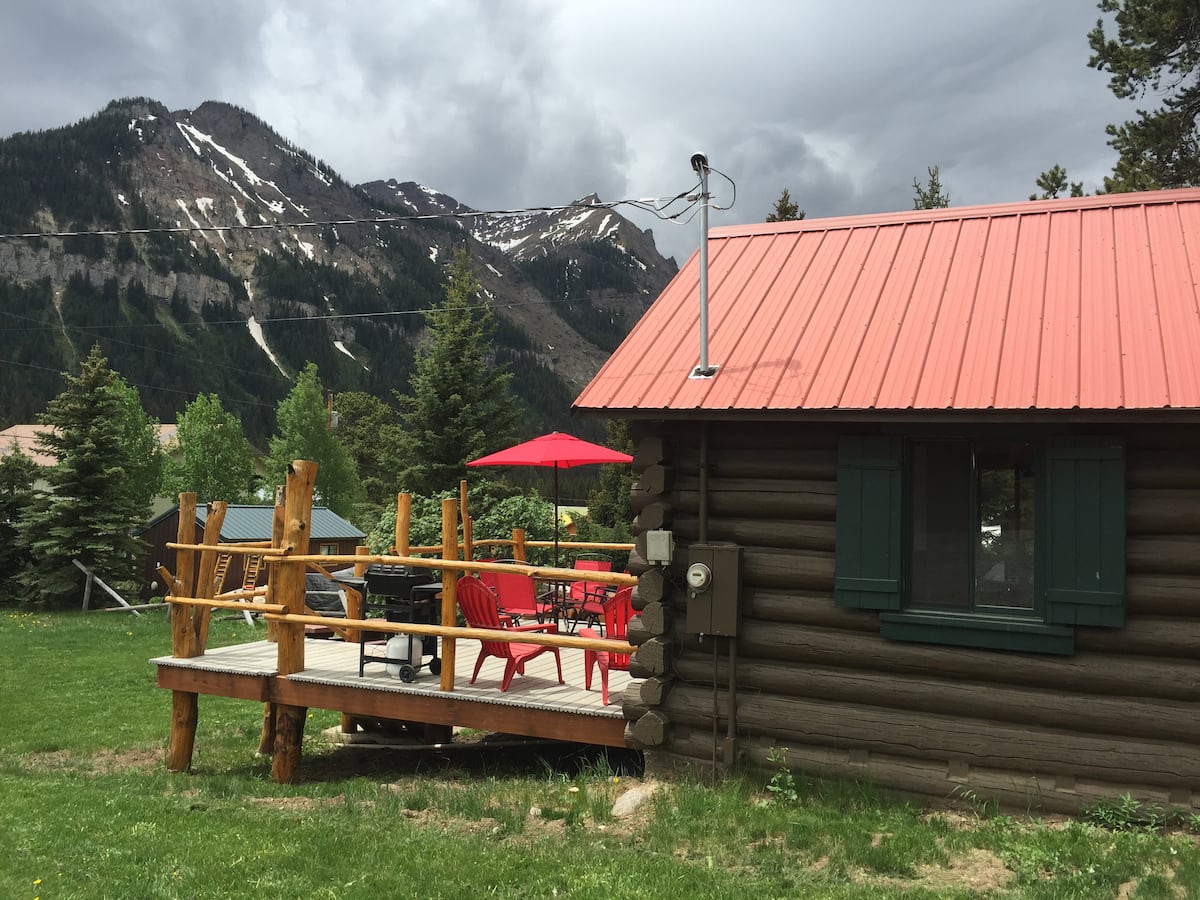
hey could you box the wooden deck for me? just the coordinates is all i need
[153,637,631,747]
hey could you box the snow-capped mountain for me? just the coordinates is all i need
[0,99,678,439]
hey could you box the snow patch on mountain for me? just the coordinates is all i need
[334,340,369,370]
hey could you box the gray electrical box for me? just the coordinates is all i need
[685,542,742,636]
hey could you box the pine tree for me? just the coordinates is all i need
[17,345,159,607]
[265,363,364,518]
[332,391,403,508]
[1088,0,1200,191]
[0,448,41,603]
[586,420,634,528]
[396,248,518,496]
[913,166,951,209]
[164,393,257,504]
[765,189,805,222]
[1030,164,1087,200]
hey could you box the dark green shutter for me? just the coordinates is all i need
[1044,436,1125,627]
[835,435,903,610]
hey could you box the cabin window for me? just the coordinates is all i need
[834,433,1124,655]
[910,439,1036,614]
[319,543,338,555]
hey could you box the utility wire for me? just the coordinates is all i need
[705,165,738,212]
[0,285,648,334]
[0,353,279,411]
[0,307,291,387]
[0,192,702,241]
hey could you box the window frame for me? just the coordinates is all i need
[834,430,1125,655]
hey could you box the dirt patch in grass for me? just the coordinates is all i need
[860,847,1013,895]
[915,848,1014,893]
[91,747,161,774]
[248,795,348,812]
[23,749,75,772]
[22,746,161,775]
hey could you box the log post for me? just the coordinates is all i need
[271,460,317,784]
[343,545,368,643]
[167,691,200,772]
[340,545,371,734]
[266,486,285,643]
[166,493,199,773]
[440,498,459,692]
[193,501,227,653]
[258,704,277,755]
[512,528,527,562]
[171,493,198,657]
[460,480,473,560]
[257,486,286,756]
[395,492,411,555]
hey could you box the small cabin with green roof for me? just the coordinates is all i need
[138,503,365,597]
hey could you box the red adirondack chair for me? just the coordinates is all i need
[579,585,635,705]
[457,576,564,692]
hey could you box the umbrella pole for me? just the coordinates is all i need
[553,464,560,567]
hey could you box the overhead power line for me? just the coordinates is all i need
[0,192,708,242]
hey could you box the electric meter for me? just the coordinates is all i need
[686,562,712,591]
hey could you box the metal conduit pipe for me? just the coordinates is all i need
[696,422,740,770]
[700,422,717,776]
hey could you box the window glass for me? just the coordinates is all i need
[910,439,1036,614]
[910,441,971,610]
[975,442,1036,611]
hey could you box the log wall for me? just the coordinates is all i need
[624,420,1200,812]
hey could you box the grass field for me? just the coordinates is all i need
[2,608,1199,899]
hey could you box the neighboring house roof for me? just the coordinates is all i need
[574,187,1200,414]
[1,423,178,467]
[0,424,51,466]
[195,504,366,542]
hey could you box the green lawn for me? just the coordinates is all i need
[2,609,1197,899]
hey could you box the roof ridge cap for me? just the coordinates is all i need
[710,186,1200,239]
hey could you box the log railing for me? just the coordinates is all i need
[161,466,639,782]
[163,548,639,685]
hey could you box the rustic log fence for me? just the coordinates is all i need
[159,463,636,782]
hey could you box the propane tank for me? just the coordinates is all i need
[385,635,422,677]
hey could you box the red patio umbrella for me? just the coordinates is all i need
[467,432,633,565]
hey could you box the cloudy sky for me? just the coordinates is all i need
[0,0,1132,263]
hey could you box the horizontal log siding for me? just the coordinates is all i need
[645,421,1200,810]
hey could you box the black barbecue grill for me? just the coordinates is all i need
[358,564,442,681]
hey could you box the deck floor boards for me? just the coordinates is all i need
[153,636,629,720]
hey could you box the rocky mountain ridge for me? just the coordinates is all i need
[0,98,678,440]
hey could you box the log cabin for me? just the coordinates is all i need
[574,187,1200,813]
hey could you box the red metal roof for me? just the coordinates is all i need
[574,188,1200,414]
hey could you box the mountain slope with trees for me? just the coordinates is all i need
[0,98,677,444]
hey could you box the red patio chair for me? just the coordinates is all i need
[457,576,564,692]
[568,555,614,630]
[580,585,635,704]
[488,565,557,624]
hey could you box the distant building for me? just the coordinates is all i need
[137,503,367,599]
[0,423,178,467]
